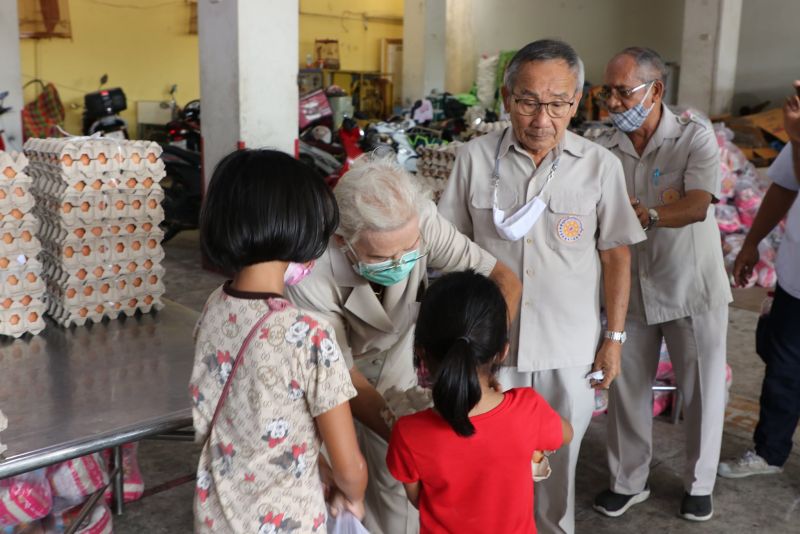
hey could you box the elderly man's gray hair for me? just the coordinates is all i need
[503,39,585,94]
[617,46,669,83]
[334,155,422,242]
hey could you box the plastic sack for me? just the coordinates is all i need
[327,511,368,534]
[715,204,742,234]
[46,454,109,511]
[0,470,53,527]
[42,502,112,534]
[1,520,44,534]
[100,443,143,504]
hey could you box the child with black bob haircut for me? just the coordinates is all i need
[387,270,573,533]
[190,149,367,533]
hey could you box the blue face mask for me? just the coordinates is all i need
[345,241,423,286]
[610,82,655,133]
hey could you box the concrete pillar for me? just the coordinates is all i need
[677,0,743,116]
[402,0,446,106]
[0,0,25,151]
[198,0,298,188]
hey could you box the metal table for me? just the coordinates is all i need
[0,299,199,516]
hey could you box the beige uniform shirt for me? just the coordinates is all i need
[439,128,645,372]
[287,199,497,369]
[593,105,732,324]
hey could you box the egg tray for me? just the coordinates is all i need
[23,138,166,179]
[0,263,46,298]
[0,182,36,215]
[0,301,47,338]
[40,234,165,269]
[0,250,41,274]
[45,293,164,327]
[35,218,162,245]
[44,268,165,309]
[29,168,164,198]
[0,151,30,183]
[0,220,42,256]
[40,252,161,285]
[32,188,165,227]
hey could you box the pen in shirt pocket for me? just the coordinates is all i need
[652,168,661,186]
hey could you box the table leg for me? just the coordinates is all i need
[113,445,124,515]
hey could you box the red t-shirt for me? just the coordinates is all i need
[386,387,564,533]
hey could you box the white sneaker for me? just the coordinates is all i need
[717,450,783,479]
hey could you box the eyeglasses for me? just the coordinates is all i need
[598,81,655,102]
[511,95,575,118]
[347,235,429,273]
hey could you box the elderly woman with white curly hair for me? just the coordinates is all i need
[287,156,521,534]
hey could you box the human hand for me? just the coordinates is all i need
[532,450,545,463]
[591,339,622,389]
[784,80,800,143]
[328,489,366,520]
[630,197,649,228]
[733,242,760,287]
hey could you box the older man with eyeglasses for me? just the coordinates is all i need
[439,39,645,534]
[589,47,731,523]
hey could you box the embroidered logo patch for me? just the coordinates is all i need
[557,216,583,242]
[660,188,681,204]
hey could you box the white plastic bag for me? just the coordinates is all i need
[327,512,369,534]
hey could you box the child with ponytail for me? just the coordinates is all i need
[386,270,573,533]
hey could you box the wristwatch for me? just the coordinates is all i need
[605,330,627,344]
[645,208,660,231]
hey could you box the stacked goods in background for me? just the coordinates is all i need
[416,142,462,202]
[23,138,166,326]
[0,151,46,338]
[713,124,783,288]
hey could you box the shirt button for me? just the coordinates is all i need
[526,238,533,245]
[526,269,533,277]
[371,358,381,366]
[524,301,531,307]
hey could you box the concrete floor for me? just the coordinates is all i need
[113,230,800,533]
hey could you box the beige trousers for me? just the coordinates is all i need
[354,327,419,534]
[607,305,728,496]
[498,364,595,534]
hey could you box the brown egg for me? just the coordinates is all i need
[1,298,12,309]
[21,295,31,306]
[28,312,38,322]
[142,223,152,231]
[127,262,138,273]
[64,246,74,257]
[133,277,142,287]
[2,233,11,244]
[143,260,153,269]
[147,239,156,249]
[128,298,138,307]
[131,153,142,164]
[66,288,77,298]
[79,307,88,317]
[61,154,73,166]
[112,264,121,274]
[147,153,158,163]
[74,228,86,238]
[0,258,8,268]
[21,231,32,241]
[97,153,108,164]
[100,283,110,294]
[131,240,141,251]
[92,180,103,190]
[115,243,124,253]
[83,286,93,297]
[80,202,91,212]
[148,199,157,209]
[148,275,158,284]
[63,203,72,213]
[9,314,20,325]
[126,224,136,233]
[0,190,6,200]
[7,275,18,285]
[80,154,91,166]
[11,209,23,219]
[82,245,91,256]
[143,177,154,188]
[91,226,103,237]
[74,181,86,192]
[95,305,104,313]
[132,200,142,210]
[93,266,104,278]
[14,187,24,197]
[77,269,88,280]
[126,178,137,188]
[117,280,126,290]
[25,273,36,283]
[3,167,16,178]
[144,295,154,305]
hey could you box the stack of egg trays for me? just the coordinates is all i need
[0,151,47,337]
[23,137,167,327]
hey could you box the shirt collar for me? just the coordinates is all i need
[500,126,584,164]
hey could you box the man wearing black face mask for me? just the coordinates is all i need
[590,47,731,522]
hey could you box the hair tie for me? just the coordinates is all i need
[457,336,471,345]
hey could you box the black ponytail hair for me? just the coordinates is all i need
[415,270,508,437]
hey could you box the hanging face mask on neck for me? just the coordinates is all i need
[491,129,559,242]
[610,82,655,133]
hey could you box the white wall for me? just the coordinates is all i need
[467,0,685,89]
[733,0,800,113]
[0,0,24,151]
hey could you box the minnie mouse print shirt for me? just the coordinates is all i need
[190,282,357,533]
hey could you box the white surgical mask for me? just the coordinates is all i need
[492,128,559,241]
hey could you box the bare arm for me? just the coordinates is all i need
[348,367,392,442]
[632,189,713,229]
[316,402,367,504]
[733,184,798,286]
[402,482,420,509]
[488,260,522,324]
[592,245,631,389]
[561,417,574,446]
[784,81,800,186]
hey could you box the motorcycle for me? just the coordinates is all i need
[82,74,129,139]
[160,85,202,242]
